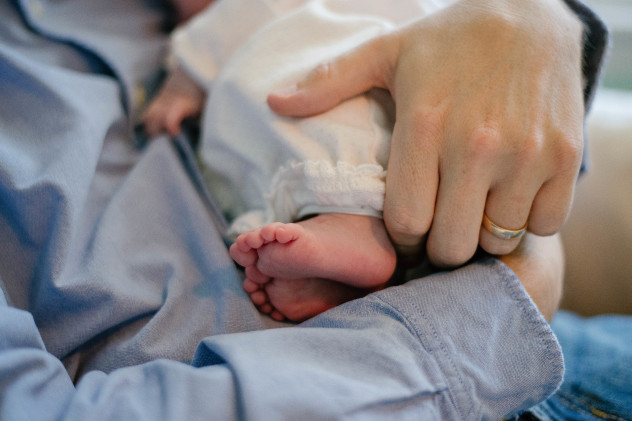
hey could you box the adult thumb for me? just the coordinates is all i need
[267,34,397,117]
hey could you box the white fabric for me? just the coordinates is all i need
[172,0,452,236]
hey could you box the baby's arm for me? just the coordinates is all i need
[499,233,565,321]
[143,65,205,137]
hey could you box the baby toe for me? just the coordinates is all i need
[229,243,257,267]
[245,265,270,284]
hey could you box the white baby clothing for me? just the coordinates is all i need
[171,0,452,237]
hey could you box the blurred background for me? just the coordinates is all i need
[560,0,632,316]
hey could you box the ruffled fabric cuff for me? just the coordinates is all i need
[227,160,386,237]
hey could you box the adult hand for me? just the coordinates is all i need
[267,0,585,266]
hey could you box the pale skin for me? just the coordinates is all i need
[229,215,397,321]
[145,0,582,322]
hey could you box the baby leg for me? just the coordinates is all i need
[230,213,397,321]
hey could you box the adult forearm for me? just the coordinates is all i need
[499,233,565,321]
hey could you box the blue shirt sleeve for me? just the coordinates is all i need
[0,259,563,421]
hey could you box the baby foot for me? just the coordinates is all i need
[230,222,303,269]
[229,214,397,321]
[245,276,379,322]
[231,223,306,320]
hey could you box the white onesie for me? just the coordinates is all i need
[171,0,451,237]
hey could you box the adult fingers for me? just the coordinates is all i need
[480,131,581,256]
[383,117,440,257]
[267,33,398,117]
[425,149,491,267]
[479,176,542,256]
[528,169,579,236]
[426,126,541,266]
[477,137,547,255]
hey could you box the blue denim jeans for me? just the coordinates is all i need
[518,311,632,420]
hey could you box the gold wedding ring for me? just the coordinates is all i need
[482,213,527,240]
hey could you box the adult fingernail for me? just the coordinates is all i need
[270,84,299,98]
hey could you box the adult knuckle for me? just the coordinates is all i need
[429,242,475,267]
[515,132,545,164]
[554,134,583,173]
[481,238,518,256]
[405,107,444,144]
[530,214,565,237]
[367,34,397,83]
[466,125,502,162]
[385,210,430,246]
[530,224,559,237]
[304,62,334,86]
[482,8,522,32]
[530,201,570,235]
